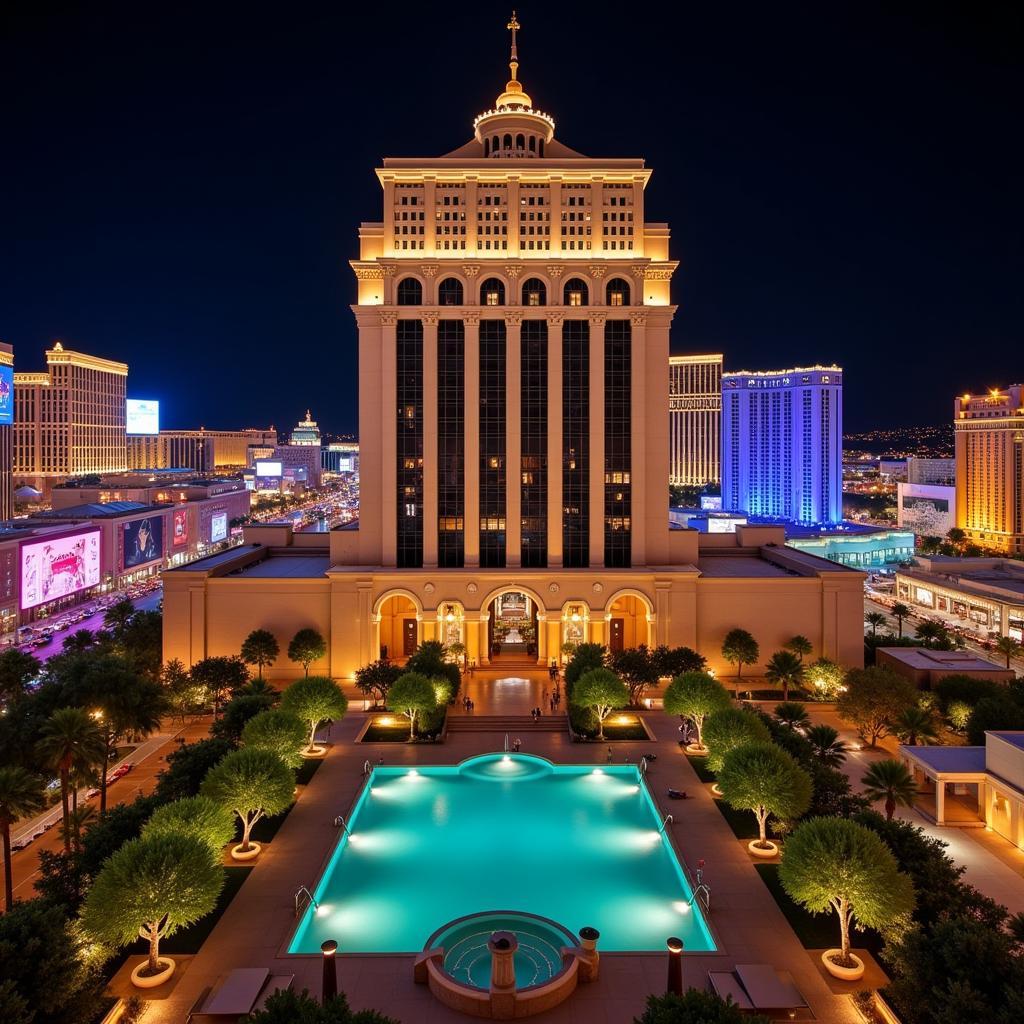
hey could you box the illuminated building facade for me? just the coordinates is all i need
[164,17,865,680]
[722,366,843,525]
[290,410,322,446]
[126,428,278,471]
[669,354,722,487]
[955,386,1024,555]
[14,342,128,489]
[0,342,13,521]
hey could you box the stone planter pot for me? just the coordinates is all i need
[131,957,175,989]
[747,839,779,859]
[231,841,262,861]
[685,743,707,755]
[821,949,865,981]
[304,745,327,758]
[711,783,723,796]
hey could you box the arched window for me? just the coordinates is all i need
[480,278,506,306]
[606,278,630,306]
[483,137,490,156]
[521,278,547,306]
[528,136,536,153]
[396,277,423,306]
[564,278,589,307]
[437,278,464,306]
[538,139,544,157]
[515,133,525,151]
[503,133,512,152]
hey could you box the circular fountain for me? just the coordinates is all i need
[457,752,554,782]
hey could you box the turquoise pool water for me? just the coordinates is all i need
[289,753,716,954]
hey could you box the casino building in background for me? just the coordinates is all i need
[0,342,14,521]
[721,366,844,526]
[163,20,865,681]
[669,353,722,488]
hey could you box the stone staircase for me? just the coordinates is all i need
[447,714,566,733]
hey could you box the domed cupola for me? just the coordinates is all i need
[473,12,555,159]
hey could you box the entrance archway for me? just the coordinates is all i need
[605,590,653,654]
[375,591,420,662]
[489,590,539,660]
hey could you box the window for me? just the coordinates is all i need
[604,320,632,567]
[521,320,548,567]
[437,278,464,306]
[563,278,589,306]
[480,278,506,306]
[437,320,465,568]
[521,278,546,306]
[563,320,590,567]
[606,278,630,306]
[480,320,507,568]
[396,320,424,568]
[396,278,422,306]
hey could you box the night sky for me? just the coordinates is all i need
[2,3,1020,435]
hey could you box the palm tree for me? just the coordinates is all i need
[774,701,810,730]
[915,620,950,646]
[0,767,45,910]
[784,635,813,663]
[865,612,887,637]
[995,635,1023,670]
[891,602,911,638]
[765,650,804,701]
[893,706,938,746]
[861,758,917,821]
[946,527,966,551]
[36,708,105,852]
[805,723,847,767]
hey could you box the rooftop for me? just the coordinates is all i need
[899,560,1024,603]
[697,556,792,579]
[878,647,1008,672]
[901,745,988,775]
[990,732,1024,752]
[33,501,164,519]
[230,555,330,579]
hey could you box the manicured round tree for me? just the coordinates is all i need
[779,817,914,972]
[0,766,45,909]
[241,709,308,769]
[703,708,771,773]
[861,758,917,821]
[280,676,348,754]
[721,629,759,685]
[142,795,236,860]
[81,833,223,982]
[717,741,812,851]
[387,672,438,740]
[287,628,327,676]
[354,659,403,708]
[200,748,295,856]
[804,658,846,701]
[662,672,731,751]
[570,668,629,741]
[240,629,279,680]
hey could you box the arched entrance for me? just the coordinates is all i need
[375,591,421,663]
[605,591,653,654]
[488,590,539,660]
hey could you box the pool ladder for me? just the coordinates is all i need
[658,813,673,834]
[689,862,711,912]
[294,885,319,917]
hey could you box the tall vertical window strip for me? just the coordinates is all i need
[604,320,631,567]
[562,320,590,567]
[479,320,507,568]
[396,319,424,568]
[437,319,465,567]
[520,320,548,567]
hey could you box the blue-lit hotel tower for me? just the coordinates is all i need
[721,366,843,525]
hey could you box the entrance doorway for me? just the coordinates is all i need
[488,591,538,660]
[609,618,625,653]
[403,619,418,657]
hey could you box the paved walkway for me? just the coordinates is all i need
[143,709,859,1024]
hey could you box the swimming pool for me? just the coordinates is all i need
[290,753,715,954]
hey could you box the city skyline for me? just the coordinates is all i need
[2,4,1020,435]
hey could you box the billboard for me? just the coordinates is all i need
[256,460,283,477]
[0,365,13,426]
[122,516,164,570]
[126,399,160,435]
[172,507,188,547]
[210,511,228,543]
[20,530,101,610]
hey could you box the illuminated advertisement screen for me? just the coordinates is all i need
[0,365,13,426]
[126,399,160,435]
[210,511,228,543]
[20,530,101,610]
[256,460,283,477]
[172,508,188,547]
[122,516,164,569]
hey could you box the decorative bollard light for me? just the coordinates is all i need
[666,936,684,996]
[321,939,338,1004]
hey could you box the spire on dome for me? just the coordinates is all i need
[507,10,520,81]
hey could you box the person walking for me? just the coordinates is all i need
[513,737,522,752]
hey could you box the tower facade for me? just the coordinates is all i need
[721,366,843,525]
[669,354,722,488]
[0,342,13,520]
[955,386,1024,554]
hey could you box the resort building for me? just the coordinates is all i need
[894,556,1024,642]
[0,342,14,522]
[162,30,866,680]
[322,441,359,476]
[128,428,279,471]
[907,457,955,486]
[876,646,1014,688]
[721,366,843,525]
[669,353,722,487]
[955,386,1024,554]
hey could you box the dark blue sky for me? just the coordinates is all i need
[1,2,1020,434]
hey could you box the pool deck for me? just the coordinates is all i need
[143,708,860,1023]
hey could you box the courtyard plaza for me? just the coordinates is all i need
[140,694,863,1024]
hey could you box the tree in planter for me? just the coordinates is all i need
[406,641,460,701]
[354,660,402,708]
[702,708,770,773]
[0,767,45,909]
[241,988,400,1024]
[721,629,759,688]
[774,701,809,730]
[280,676,348,754]
[200,748,295,856]
[607,646,660,706]
[570,668,629,741]
[634,990,771,1024]
[717,742,812,852]
[995,635,1023,669]
[784,635,813,663]
[764,651,804,701]
[564,642,606,691]
[892,705,938,746]
[804,724,847,768]
[890,602,911,638]
[803,658,846,702]
[142,795,236,861]
[81,833,224,981]
[662,672,731,751]
[836,666,918,747]
[861,759,917,821]
[864,612,887,637]
[779,817,914,972]
[36,708,105,853]
[287,628,327,677]
[240,629,280,680]
[387,673,438,741]
[241,710,308,769]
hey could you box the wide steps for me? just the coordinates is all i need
[447,714,566,733]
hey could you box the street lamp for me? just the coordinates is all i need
[666,936,684,996]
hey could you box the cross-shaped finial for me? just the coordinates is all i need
[507,11,520,77]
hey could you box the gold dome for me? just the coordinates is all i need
[495,78,532,110]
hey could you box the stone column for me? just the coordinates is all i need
[464,315,481,567]
[505,314,523,567]
[507,178,521,256]
[588,313,606,568]
[548,179,562,253]
[546,314,564,567]
[630,312,647,565]
[590,178,604,254]
[479,614,491,666]
[380,313,397,566]
[382,178,395,256]
[536,612,547,666]
[422,312,439,568]
[423,177,436,253]
[936,779,946,825]
[465,178,478,254]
